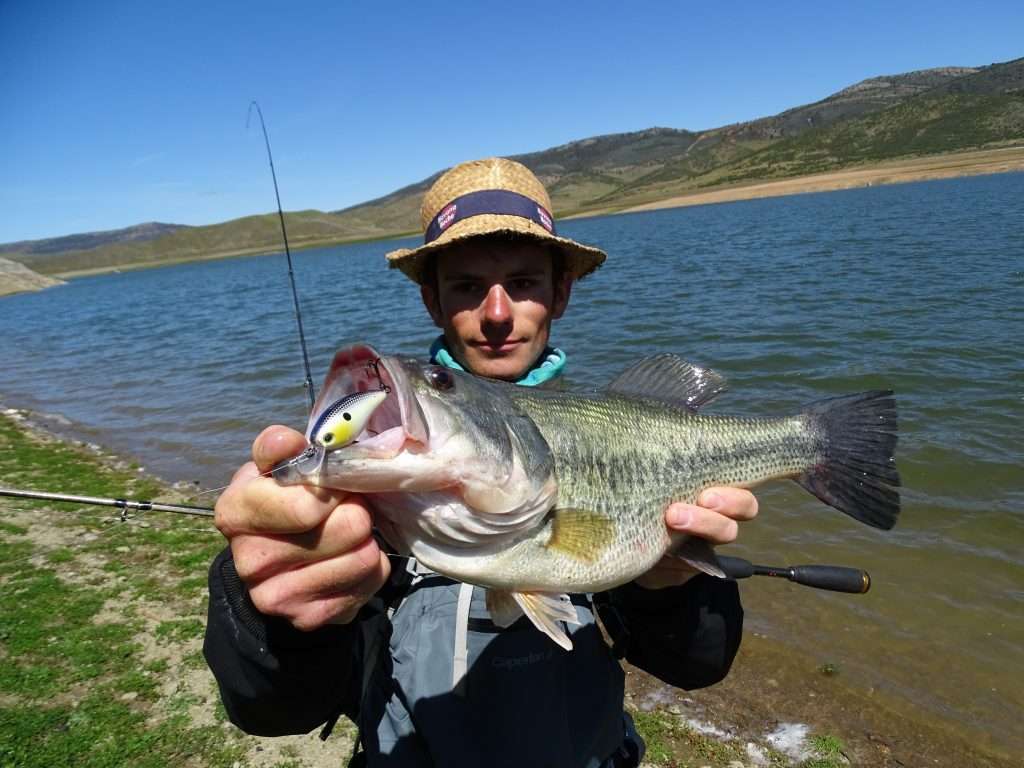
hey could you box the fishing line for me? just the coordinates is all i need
[187,357,394,503]
[247,100,316,412]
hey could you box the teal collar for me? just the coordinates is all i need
[429,336,566,387]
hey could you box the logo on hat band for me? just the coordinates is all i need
[438,203,458,232]
[424,189,558,244]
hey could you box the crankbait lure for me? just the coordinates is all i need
[309,389,389,450]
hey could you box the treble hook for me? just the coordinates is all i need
[367,358,391,394]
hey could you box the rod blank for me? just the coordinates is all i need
[0,486,215,518]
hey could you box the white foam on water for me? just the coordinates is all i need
[764,722,811,762]
[745,741,769,766]
[684,717,728,738]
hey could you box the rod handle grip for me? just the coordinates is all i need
[717,555,755,579]
[790,565,871,594]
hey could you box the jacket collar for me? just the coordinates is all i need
[428,335,566,387]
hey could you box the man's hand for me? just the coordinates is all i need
[214,426,390,631]
[634,488,758,590]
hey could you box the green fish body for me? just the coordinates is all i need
[273,346,900,649]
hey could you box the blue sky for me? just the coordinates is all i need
[1,1,1020,243]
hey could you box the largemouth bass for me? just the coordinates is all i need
[274,344,900,649]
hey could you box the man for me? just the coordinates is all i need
[205,158,758,766]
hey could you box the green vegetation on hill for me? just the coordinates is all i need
[5,57,1022,277]
[0,222,187,258]
[708,92,1024,185]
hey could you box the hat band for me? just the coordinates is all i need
[424,189,556,244]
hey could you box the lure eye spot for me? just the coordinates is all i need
[343,412,352,421]
[323,433,334,444]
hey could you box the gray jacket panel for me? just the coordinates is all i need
[359,576,627,767]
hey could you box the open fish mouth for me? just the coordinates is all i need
[309,344,428,458]
[272,345,428,482]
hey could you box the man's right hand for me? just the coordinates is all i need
[214,425,391,631]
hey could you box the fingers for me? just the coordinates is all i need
[665,488,759,547]
[214,426,391,631]
[215,464,347,536]
[231,496,375,583]
[252,425,309,474]
[698,487,759,521]
[216,425,339,536]
[248,540,391,630]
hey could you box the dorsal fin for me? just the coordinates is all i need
[606,354,727,410]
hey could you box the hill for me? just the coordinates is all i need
[0,222,188,258]
[4,57,1022,277]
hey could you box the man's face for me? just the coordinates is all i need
[420,239,572,381]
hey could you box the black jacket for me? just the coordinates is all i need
[204,547,743,738]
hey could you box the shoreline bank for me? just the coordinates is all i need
[1,406,1015,768]
[569,145,1024,219]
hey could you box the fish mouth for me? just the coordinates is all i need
[305,344,428,459]
[273,345,428,484]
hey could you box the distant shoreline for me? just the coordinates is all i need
[48,229,418,279]
[565,145,1024,219]
[9,146,1024,285]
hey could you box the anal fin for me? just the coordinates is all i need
[485,589,524,628]
[670,536,726,578]
[510,591,579,651]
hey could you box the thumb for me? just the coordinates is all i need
[252,425,309,474]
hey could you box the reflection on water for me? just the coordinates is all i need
[2,172,1022,753]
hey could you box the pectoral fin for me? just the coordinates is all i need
[545,508,615,563]
[510,591,579,651]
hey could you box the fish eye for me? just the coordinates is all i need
[427,367,454,390]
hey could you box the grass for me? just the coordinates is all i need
[802,734,848,768]
[631,707,783,767]
[0,411,350,766]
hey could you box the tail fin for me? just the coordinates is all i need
[797,390,900,530]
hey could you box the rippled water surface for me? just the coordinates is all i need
[2,172,1022,754]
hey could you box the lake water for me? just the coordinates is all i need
[2,172,1022,756]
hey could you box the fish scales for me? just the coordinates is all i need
[480,388,817,592]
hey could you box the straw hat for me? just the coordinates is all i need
[385,157,606,284]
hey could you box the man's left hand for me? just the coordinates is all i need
[634,488,759,590]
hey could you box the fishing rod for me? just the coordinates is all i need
[0,487,214,518]
[0,486,870,593]
[718,555,870,594]
[247,100,317,411]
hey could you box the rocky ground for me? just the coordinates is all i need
[0,257,64,297]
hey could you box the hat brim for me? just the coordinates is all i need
[385,213,606,284]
